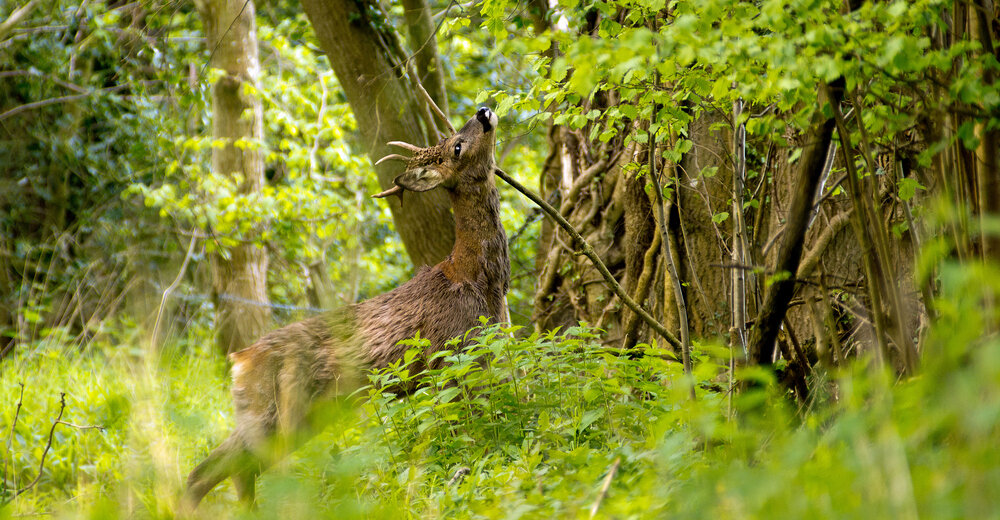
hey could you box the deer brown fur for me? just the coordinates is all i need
[182,107,509,512]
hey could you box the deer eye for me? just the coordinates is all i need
[453,142,462,157]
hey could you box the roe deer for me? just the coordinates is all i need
[182,107,509,511]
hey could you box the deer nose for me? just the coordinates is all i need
[476,107,497,132]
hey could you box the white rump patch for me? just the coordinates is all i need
[231,360,246,381]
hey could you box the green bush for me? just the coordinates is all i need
[2,255,1000,519]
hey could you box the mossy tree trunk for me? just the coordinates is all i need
[197,0,271,355]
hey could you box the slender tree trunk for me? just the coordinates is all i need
[970,2,1000,264]
[746,82,842,366]
[197,0,271,355]
[302,0,455,267]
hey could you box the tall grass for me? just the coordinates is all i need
[2,253,1000,519]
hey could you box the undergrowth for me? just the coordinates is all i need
[2,257,1000,519]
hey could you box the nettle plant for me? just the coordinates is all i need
[360,323,718,473]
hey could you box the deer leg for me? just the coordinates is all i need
[181,434,255,513]
[232,465,260,506]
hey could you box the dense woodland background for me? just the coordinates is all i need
[1,0,999,517]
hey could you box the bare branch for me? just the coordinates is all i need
[6,392,104,500]
[0,0,39,42]
[650,144,695,399]
[13,393,65,498]
[0,84,131,122]
[151,234,198,350]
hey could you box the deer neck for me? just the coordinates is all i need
[440,176,508,288]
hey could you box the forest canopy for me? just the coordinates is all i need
[1,0,999,518]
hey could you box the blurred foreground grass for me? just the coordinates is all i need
[2,259,1000,519]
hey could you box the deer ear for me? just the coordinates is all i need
[394,167,445,192]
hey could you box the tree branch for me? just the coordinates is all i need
[0,0,39,42]
[7,392,104,500]
[650,143,695,399]
[746,81,841,366]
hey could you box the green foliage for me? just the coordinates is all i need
[4,0,1000,518]
[0,318,231,516]
[475,0,998,217]
[126,6,411,305]
[4,285,1000,519]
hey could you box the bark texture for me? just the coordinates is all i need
[746,88,838,366]
[534,113,734,350]
[302,0,455,267]
[197,0,271,354]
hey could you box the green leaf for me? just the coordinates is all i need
[619,104,638,120]
[577,409,604,433]
[898,177,926,202]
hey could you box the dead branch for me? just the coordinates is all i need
[746,81,842,366]
[12,393,66,499]
[650,142,695,399]
[151,234,199,350]
[8,392,105,500]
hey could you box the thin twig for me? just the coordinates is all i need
[13,394,65,498]
[0,84,131,122]
[0,0,39,42]
[650,140,695,400]
[54,422,105,432]
[151,234,198,350]
[3,383,25,494]
[8,393,104,500]
[588,457,621,518]
[494,168,682,351]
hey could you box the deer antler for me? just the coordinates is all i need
[387,141,423,152]
[372,185,404,199]
[374,153,410,166]
[372,184,405,207]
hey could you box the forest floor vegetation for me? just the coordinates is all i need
[2,281,999,519]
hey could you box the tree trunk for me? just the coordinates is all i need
[197,0,271,355]
[302,0,455,267]
[534,111,735,350]
[745,85,839,366]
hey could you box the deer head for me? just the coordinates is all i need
[373,107,498,199]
